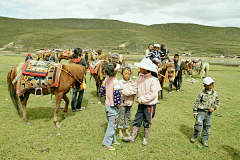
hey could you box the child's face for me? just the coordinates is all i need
[155,47,159,51]
[204,83,214,91]
[140,68,149,74]
[174,56,179,61]
[149,45,154,50]
[122,69,131,81]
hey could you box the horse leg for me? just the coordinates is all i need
[168,83,172,93]
[160,79,165,100]
[98,82,101,104]
[62,94,69,118]
[20,93,30,125]
[54,92,64,128]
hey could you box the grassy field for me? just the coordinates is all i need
[0,56,239,159]
[0,16,240,56]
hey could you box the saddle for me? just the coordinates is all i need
[89,60,104,74]
[108,53,122,63]
[63,50,73,57]
[14,60,62,96]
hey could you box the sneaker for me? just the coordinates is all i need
[190,138,196,143]
[103,145,115,151]
[72,109,76,112]
[113,141,120,145]
[76,107,85,111]
[177,90,179,92]
[202,141,208,147]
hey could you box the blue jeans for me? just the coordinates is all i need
[71,88,84,110]
[193,110,212,142]
[102,104,119,146]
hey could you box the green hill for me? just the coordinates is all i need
[0,16,239,56]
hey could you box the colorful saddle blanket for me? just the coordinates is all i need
[89,60,103,74]
[21,60,50,77]
[108,53,119,63]
[193,61,203,69]
[16,62,62,96]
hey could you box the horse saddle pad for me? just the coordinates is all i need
[63,50,73,57]
[108,53,119,62]
[21,60,52,77]
[89,60,102,74]
[193,62,202,69]
[16,62,62,96]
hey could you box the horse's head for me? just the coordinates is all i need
[184,61,193,75]
[166,63,175,83]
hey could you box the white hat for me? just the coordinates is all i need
[154,44,160,48]
[203,77,214,85]
[134,58,158,73]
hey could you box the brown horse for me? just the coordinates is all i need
[7,63,87,128]
[36,52,45,61]
[36,51,58,62]
[58,50,74,63]
[85,50,102,63]
[90,61,108,104]
[95,53,126,67]
[158,62,175,99]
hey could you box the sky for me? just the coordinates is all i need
[1,0,240,28]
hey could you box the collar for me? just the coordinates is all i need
[120,78,133,83]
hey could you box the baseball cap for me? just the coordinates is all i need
[203,77,214,85]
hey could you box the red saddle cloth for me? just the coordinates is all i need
[21,60,50,77]
[16,61,62,96]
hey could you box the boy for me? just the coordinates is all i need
[190,77,220,147]
[171,54,182,92]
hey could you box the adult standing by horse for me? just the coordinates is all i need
[25,53,33,62]
[146,44,161,61]
[160,43,170,64]
[145,43,154,57]
[69,48,87,112]
[171,54,182,92]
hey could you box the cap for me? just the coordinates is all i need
[203,77,214,85]
[154,44,160,48]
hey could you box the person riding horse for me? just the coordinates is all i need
[160,43,170,64]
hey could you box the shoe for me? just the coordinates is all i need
[157,101,161,104]
[190,138,196,143]
[202,141,208,147]
[76,107,85,111]
[142,137,147,146]
[177,90,179,92]
[113,141,120,145]
[103,145,115,151]
[72,109,76,112]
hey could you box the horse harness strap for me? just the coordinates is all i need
[58,67,82,84]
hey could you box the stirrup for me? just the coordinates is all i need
[35,87,43,96]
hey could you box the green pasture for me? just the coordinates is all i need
[0,56,239,159]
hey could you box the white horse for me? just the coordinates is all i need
[192,60,209,79]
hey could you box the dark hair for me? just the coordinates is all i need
[148,43,153,47]
[174,54,179,57]
[151,71,158,78]
[105,63,117,77]
[121,66,132,73]
[72,53,78,59]
[74,48,82,56]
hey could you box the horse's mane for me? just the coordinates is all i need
[62,63,86,79]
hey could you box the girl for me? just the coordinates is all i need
[121,58,161,146]
[100,63,121,151]
[118,66,135,139]
[145,43,154,57]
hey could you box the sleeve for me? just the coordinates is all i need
[146,52,152,60]
[138,78,160,104]
[121,78,139,96]
[193,92,202,114]
[212,92,220,110]
[113,80,121,106]
[100,78,106,96]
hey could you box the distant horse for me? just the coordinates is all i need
[58,50,74,63]
[157,62,175,99]
[181,59,193,77]
[36,52,45,61]
[85,50,103,64]
[96,53,126,67]
[36,51,57,62]
[191,59,209,79]
[90,61,108,104]
[7,63,87,128]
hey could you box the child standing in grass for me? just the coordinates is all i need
[190,77,220,147]
[122,58,161,146]
[100,63,121,151]
[118,66,135,139]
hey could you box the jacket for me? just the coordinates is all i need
[121,73,161,105]
[119,78,135,107]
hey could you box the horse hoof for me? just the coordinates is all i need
[25,122,30,125]
[98,101,101,104]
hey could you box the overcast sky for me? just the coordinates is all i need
[1,0,240,28]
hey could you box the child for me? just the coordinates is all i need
[145,43,154,57]
[100,63,121,151]
[122,58,161,146]
[25,53,33,62]
[171,54,182,92]
[118,66,135,139]
[190,77,220,147]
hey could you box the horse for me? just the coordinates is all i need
[58,50,74,63]
[36,51,58,62]
[85,50,103,63]
[157,62,175,99]
[191,59,209,79]
[90,60,108,104]
[95,53,126,67]
[36,52,45,61]
[181,59,193,77]
[7,63,87,128]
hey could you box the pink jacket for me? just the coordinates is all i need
[103,77,121,106]
[119,79,135,107]
[121,73,162,105]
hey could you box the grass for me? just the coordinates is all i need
[0,16,240,56]
[0,56,240,159]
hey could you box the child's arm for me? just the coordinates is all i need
[138,78,160,104]
[121,79,139,96]
[210,92,220,112]
[193,92,202,117]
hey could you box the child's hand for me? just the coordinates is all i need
[209,107,215,112]
[135,100,139,103]
[194,114,198,119]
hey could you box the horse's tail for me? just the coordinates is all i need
[7,68,21,114]
[85,52,89,67]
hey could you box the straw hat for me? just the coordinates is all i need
[134,58,157,73]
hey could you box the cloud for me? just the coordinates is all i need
[0,0,240,27]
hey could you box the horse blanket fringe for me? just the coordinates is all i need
[16,62,62,96]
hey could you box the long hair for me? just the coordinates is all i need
[105,63,116,77]
[74,48,82,56]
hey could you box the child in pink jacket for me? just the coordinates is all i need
[118,66,135,138]
[122,58,162,146]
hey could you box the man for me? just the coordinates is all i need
[171,54,182,92]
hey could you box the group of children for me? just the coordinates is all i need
[100,58,219,150]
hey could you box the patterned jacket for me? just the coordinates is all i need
[193,89,220,114]
[146,50,161,61]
